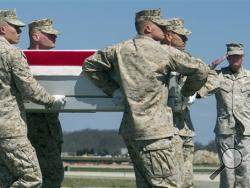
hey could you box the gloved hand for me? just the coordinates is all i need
[187,93,197,106]
[181,93,196,110]
[112,89,125,106]
[50,95,66,110]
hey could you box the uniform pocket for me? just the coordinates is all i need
[241,83,250,93]
[220,83,232,93]
[240,83,250,110]
[141,139,178,178]
[241,84,250,102]
[0,139,39,177]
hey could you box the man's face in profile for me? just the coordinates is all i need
[36,31,57,49]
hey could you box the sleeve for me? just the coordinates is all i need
[166,48,209,97]
[196,69,220,98]
[208,63,217,70]
[10,49,54,106]
[82,47,120,96]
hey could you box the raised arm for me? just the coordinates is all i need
[196,69,220,98]
[208,54,227,70]
[166,46,209,97]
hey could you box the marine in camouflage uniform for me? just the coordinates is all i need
[0,10,58,188]
[162,18,195,188]
[83,9,209,188]
[26,19,64,188]
[198,43,250,188]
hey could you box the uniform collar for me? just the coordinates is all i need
[134,35,159,42]
[0,36,11,46]
[223,66,247,80]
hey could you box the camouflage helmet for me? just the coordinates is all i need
[135,9,168,26]
[164,18,191,36]
[0,10,25,27]
[28,18,60,36]
[226,43,244,55]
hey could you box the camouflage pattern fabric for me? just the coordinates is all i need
[164,18,191,36]
[199,66,250,187]
[135,9,168,27]
[83,35,208,188]
[168,71,195,137]
[167,58,195,187]
[216,121,250,188]
[27,17,63,187]
[198,67,250,135]
[234,133,250,188]
[215,134,236,188]
[171,135,185,187]
[181,136,194,188]
[226,43,244,56]
[124,137,179,188]
[163,17,195,187]
[28,18,60,36]
[0,10,25,27]
[26,112,64,188]
[0,36,54,187]
[0,137,42,188]
[83,35,208,141]
[0,36,54,138]
[172,135,194,188]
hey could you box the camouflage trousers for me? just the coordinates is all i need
[172,135,194,188]
[0,137,42,188]
[31,137,64,188]
[216,134,250,188]
[123,137,180,188]
[27,113,64,188]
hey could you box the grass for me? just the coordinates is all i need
[67,166,133,173]
[62,177,136,187]
[194,165,217,174]
[65,165,216,174]
[62,165,218,187]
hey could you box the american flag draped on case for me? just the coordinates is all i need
[23,50,123,112]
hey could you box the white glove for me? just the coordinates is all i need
[181,93,196,110]
[187,93,197,106]
[50,95,66,110]
[112,89,125,106]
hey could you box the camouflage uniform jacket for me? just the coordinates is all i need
[83,35,208,140]
[198,66,250,135]
[168,71,195,137]
[0,36,54,138]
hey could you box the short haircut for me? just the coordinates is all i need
[28,27,40,37]
[0,20,8,27]
[135,20,152,34]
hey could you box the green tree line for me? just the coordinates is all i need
[63,129,217,155]
[62,129,126,156]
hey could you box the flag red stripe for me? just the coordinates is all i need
[23,50,95,66]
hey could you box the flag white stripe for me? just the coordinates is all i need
[30,66,82,76]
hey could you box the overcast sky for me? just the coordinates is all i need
[3,0,250,144]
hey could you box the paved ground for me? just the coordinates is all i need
[195,181,219,188]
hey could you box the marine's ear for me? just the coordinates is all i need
[31,32,40,42]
